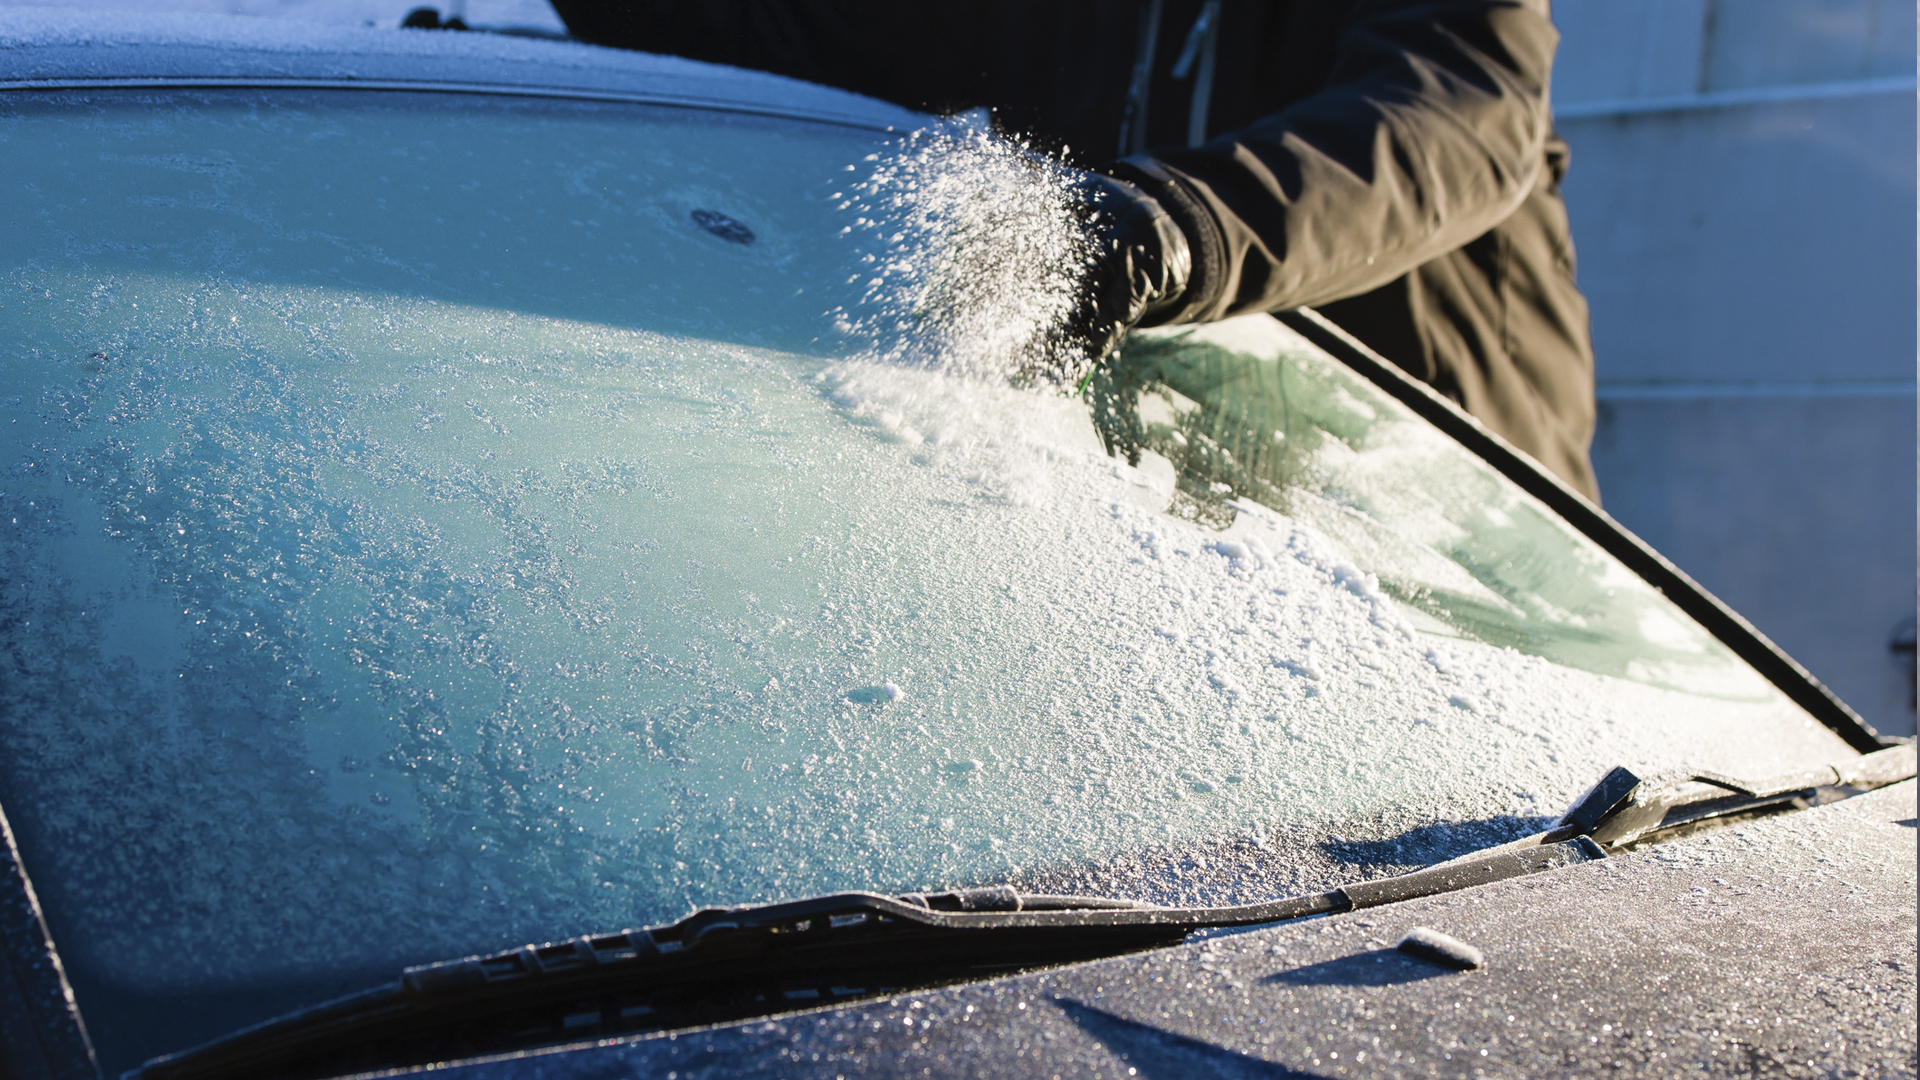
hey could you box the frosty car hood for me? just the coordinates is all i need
[407,781,1919,1079]
[0,8,926,131]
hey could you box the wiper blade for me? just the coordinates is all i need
[136,840,1604,1080]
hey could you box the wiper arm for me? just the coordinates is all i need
[139,745,1914,1080]
[137,840,1604,1080]
[1436,743,1917,868]
[1578,742,1914,847]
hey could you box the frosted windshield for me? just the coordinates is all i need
[0,89,1851,1070]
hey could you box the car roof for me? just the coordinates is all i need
[0,7,930,131]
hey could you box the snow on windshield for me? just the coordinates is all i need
[0,87,1853,1067]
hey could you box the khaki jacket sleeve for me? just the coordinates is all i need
[1126,0,1560,323]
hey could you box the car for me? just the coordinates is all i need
[0,11,1912,1080]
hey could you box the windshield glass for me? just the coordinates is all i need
[0,88,1854,1071]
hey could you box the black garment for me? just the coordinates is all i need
[549,0,1599,500]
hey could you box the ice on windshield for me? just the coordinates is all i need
[0,88,1854,1068]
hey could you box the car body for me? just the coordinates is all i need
[0,12,1912,1079]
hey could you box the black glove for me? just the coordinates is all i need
[1058,170,1193,378]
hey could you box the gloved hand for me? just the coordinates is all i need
[1057,170,1194,377]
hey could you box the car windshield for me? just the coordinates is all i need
[0,87,1855,1071]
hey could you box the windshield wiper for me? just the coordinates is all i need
[137,841,1601,1080]
[136,745,1915,1080]
[1438,743,1916,868]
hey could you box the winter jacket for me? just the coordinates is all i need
[546,0,1599,500]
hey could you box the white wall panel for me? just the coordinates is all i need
[1558,90,1914,384]
[1701,0,1915,91]
[1551,0,1707,102]
[1551,0,1916,735]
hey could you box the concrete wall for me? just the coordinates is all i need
[1550,0,1916,736]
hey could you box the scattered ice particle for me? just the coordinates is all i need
[1448,694,1478,713]
[843,684,903,705]
[1397,928,1483,970]
[1329,562,1382,600]
[1279,656,1322,681]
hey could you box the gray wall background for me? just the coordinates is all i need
[1551,0,1916,736]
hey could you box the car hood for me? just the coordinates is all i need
[404,781,1917,1078]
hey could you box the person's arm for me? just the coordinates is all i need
[1116,0,1559,325]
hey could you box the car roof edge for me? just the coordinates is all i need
[0,8,929,133]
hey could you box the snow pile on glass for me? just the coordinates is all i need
[0,89,1849,1061]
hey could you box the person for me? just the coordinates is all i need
[546,0,1599,501]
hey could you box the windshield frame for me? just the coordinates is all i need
[1274,308,1887,754]
[0,64,1890,1080]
